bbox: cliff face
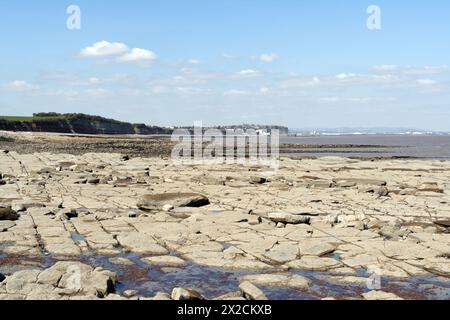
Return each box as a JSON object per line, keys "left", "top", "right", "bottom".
{"left": 0, "top": 115, "right": 173, "bottom": 135}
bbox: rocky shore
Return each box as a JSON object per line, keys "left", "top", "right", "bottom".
{"left": 0, "top": 134, "right": 449, "bottom": 300}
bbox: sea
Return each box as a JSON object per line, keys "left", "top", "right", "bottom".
{"left": 280, "top": 135, "right": 450, "bottom": 159}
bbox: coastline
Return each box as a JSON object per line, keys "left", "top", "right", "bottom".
{"left": 0, "top": 131, "right": 449, "bottom": 300}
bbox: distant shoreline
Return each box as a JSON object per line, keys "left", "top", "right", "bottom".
{"left": 2, "top": 130, "right": 450, "bottom": 160}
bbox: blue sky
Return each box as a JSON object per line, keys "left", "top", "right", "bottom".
{"left": 0, "top": 1, "right": 449, "bottom": 130}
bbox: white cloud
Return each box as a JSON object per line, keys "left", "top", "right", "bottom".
{"left": 406, "top": 66, "right": 450, "bottom": 75}
{"left": 416, "top": 79, "right": 438, "bottom": 85}
{"left": 371, "top": 74, "right": 399, "bottom": 82}
{"left": 259, "top": 53, "right": 278, "bottom": 63}
{"left": 374, "top": 65, "right": 450, "bottom": 75}
{"left": 187, "top": 59, "right": 201, "bottom": 65}
{"left": 80, "top": 41, "right": 129, "bottom": 58}
{"left": 5, "top": 80, "right": 39, "bottom": 91}
{"left": 85, "top": 88, "right": 110, "bottom": 97}
{"left": 373, "top": 65, "right": 399, "bottom": 72}
{"left": 88, "top": 77, "right": 101, "bottom": 85}
{"left": 236, "top": 69, "right": 260, "bottom": 78}
{"left": 259, "top": 87, "right": 270, "bottom": 95}
{"left": 224, "top": 89, "right": 249, "bottom": 96}
{"left": 279, "top": 76, "right": 320, "bottom": 88}
{"left": 336, "top": 73, "right": 356, "bottom": 80}
{"left": 35, "top": 89, "right": 79, "bottom": 98}
{"left": 222, "top": 53, "right": 239, "bottom": 60}
{"left": 347, "top": 97, "right": 371, "bottom": 103}
{"left": 116, "top": 48, "right": 157, "bottom": 63}
{"left": 80, "top": 41, "right": 157, "bottom": 64}
{"left": 317, "top": 97, "right": 340, "bottom": 103}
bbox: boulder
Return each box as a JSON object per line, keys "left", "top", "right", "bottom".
{"left": 87, "top": 178, "right": 100, "bottom": 185}
{"left": 137, "top": 193, "right": 210, "bottom": 211}
{"left": 151, "top": 292, "right": 172, "bottom": 300}
{"left": 376, "top": 186, "right": 390, "bottom": 197}
{"left": 433, "top": 220, "right": 450, "bottom": 228}
{"left": 362, "top": 290, "right": 403, "bottom": 300}
{"left": 0, "top": 206, "right": 19, "bottom": 221}
{"left": 267, "top": 212, "right": 310, "bottom": 225}
{"left": 171, "top": 288, "right": 205, "bottom": 300}
{"left": 417, "top": 182, "right": 444, "bottom": 193}
{"left": 249, "top": 176, "right": 267, "bottom": 184}
{"left": 123, "top": 290, "right": 138, "bottom": 298}
{"left": 239, "top": 281, "right": 268, "bottom": 300}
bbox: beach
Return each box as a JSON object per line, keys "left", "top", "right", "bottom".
{"left": 0, "top": 132, "right": 449, "bottom": 300}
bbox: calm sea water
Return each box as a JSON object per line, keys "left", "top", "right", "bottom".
{"left": 280, "top": 135, "right": 450, "bottom": 159}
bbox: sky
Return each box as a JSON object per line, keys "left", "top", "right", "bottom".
{"left": 0, "top": 0, "right": 449, "bottom": 130}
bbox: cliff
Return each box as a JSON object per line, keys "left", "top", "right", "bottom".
{"left": 0, "top": 113, "right": 173, "bottom": 135}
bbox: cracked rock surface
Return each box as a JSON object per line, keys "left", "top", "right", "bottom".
{"left": 0, "top": 148, "right": 449, "bottom": 300}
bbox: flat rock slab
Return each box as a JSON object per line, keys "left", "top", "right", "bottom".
{"left": 240, "top": 273, "right": 311, "bottom": 290}
{"left": 141, "top": 256, "right": 186, "bottom": 267}
{"left": 117, "top": 233, "right": 169, "bottom": 255}
{"left": 137, "top": 193, "right": 210, "bottom": 211}
{"left": 109, "top": 258, "right": 135, "bottom": 266}
{"left": 2, "top": 261, "right": 116, "bottom": 299}
{"left": 286, "top": 256, "right": 343, "bottom": 271}
{"left": 300, "top": 241, "right": 336, "bottom": 257}
{"left": 0, "top": 221, "right": 16, "bottom": 231}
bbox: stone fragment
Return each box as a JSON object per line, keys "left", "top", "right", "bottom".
{"left": 239, "top": 281, "right": 268, "bottom": 300}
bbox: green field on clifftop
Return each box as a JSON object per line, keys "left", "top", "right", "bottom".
{"left": 0, "top": 115, "right": 67, "bottom": 122}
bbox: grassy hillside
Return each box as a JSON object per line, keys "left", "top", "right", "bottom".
{"left": 0, "top": 113, "right": 128, "bottom": 123}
